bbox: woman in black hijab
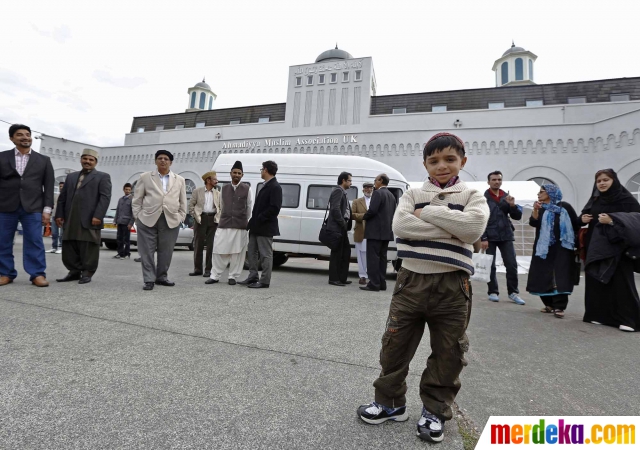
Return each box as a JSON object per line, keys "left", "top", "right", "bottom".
{"left": 581, "top": 169, "right": 640, "bottom": 331}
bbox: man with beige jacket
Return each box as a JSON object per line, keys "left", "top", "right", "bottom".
{"left": 352, "top": 182, "right": 374, "bottom": 285}
{"left": 188, "top": 171, "right": 221, "bottom": 277}
{"left": 132, "top": 150, "right": 187, "bottom": 291}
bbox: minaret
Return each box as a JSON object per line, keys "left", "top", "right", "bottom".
{"left": 492, "top": 42, "right": 537, "bottom": 87}
{"left": 186, "top": 78, "right": 217, "bottom": 112}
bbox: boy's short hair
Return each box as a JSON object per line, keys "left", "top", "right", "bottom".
{"left": 423, "top": 133, "right": 465, "bottom": 160}
{"left": 9, "top": 124, "right": 31, "bottom": 138}
{"left": 337, "top": 171, "right": 352, "bottom": 185}
{"left": 487, "top": 171, "right": 503, "bottom": 181}
{"left": 123, "top": 183, "right": 132, "bottom": 189}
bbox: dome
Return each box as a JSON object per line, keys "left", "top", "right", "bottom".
{"left": 315, "top": 45, "right": 353, "bottom": 63}
{"left": 194, "top": 78, "right": 211, "bottom": 90}
{"left": 502, "top": 42, "right": 526, "bottom": 57}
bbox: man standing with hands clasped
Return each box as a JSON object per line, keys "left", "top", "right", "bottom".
{"left": 113, "top": 183, "right": 134, "bottom": 260}
{"left": 360, "top": 173, "right": 397, "bottom": 292}
{"left": 481, "top": 171, "right": 525, "bottom": 304}
{"left": 352, "top": 181, "right": 374, "bottom": 285}
{"left": 189, "top": 171, "right": 221, "bottom": 277}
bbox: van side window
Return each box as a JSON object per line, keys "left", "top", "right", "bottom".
{"left": 307, "top": 185, "right": 358, "bottom": 209}
{"left": 257, "top": 183, "right": 300, "bottom": 208}
{"left": 387, "top": 188, "right": 403, "bottom": 204}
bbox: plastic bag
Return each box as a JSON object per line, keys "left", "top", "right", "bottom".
{"left": 470, "top": 251, "right": 493, "bottom": 283}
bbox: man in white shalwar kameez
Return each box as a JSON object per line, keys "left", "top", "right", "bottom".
{"left": 205, "top": 161, "right": 252, "bottom": 285}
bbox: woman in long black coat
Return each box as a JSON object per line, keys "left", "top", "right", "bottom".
{"left": 581, "top": 169, "right": 640, "bottom": 332}
{"left": 526, "top": 184, "right": 581, "bottom": 318}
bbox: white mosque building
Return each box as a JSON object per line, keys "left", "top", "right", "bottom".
{"left": 41, "top": 43, "right": 640, "bottom": 212}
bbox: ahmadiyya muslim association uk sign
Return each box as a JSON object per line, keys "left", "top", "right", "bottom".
{"left": 221, "top": 135, "right": 358, "bottom": 150}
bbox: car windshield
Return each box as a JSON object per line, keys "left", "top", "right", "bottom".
{"left": 104, "top": 209, "right": 116, "bottom": 219}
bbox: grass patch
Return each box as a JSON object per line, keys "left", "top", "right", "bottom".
{"left": 453, "top": 402, "right": 480, "bottom": 450}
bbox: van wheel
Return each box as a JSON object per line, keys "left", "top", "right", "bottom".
{"left": 104, "top": 241, "right": 118, "bottom": 250}
{"left": 273, "top": 252, "right": 288, "bottom": 268}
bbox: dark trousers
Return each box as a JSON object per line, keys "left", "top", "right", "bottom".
{"left": 329, "top": 229, "right": 351, "bottom": 283}
{"left": 193, "top": 215, "right": 217, "bottom": 272}
{"left": 374, "top": 269, "right": 472, "bottom": 421}
{"left": 116, "top": 224, "right": 131, "bottom": 257}
{"left": 248, "top": 233, "right": 274, "bottom": 284}
{"left": 541, "top": 294, "right": 569, "bottom": 311}
{"left": 62, "top": 240, "right": 100, "bottom": 277}
{"left": 486, "top": 240, "right": 519, "bottom": 295}
{"left": 0, "top": 206, "right": 47, "bottom": 281}
{"left": 50, "top": 219, "right": 61, "bottom": 250}
{"left": 366, "top": 239, "right": 389, "bottom": 290}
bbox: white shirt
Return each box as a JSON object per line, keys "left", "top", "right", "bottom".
{"left": 15, "top": 148, "right": 31, "bottom": 176}
{"left": 158, "top": 171, "right": 171, "bottom": 193}
{"left": 364, "top": 195, "right": 371, "bottom": 209}
{"left": 204, "top": 188, "right": 216, "bottom": 213}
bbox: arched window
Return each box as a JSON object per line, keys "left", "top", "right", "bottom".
{"left": 515, "top": 58, "right": 523, "bottom": 81}
{"left": 208, "top": 96, "right": 213, "bottom": 110}
{"left": 625, "top": 173, "right": 640, "bottom": 202}
{"left": 529, "top": 59, "right": 534, "bottom": 81}
{"left": 501, "top": 62, "right": 508, "bottom": 85}
{"left": 190, "top": 92, "right": 196, "bottom": 108}
{"left": 184, "top": 179, "right": 197, "bottom": 200}
{"left": 199, "top": 92, "right": 206, "bottom": 109}
{"left": 529, "top": 177, "right": 556, "bottom": 187}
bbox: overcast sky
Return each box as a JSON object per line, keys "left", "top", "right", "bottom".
{"left": 2, "top": 0, "right": 639, "bottom": 150}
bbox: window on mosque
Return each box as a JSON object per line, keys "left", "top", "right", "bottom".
{"left": 488, "top": 102, "right": 505, "bottom": 109}
{"left": 307, "top": 75, "right": 313, "bottom": 86}
{"left": 195, "top": 122, "right": 205, "bottom": 128}
{"left": 342, "top": 72, "right": 349, "bottom": 82}
{"left": 318, "top": 74, "right": 325, "bottom": 84}
{"left": 625, "top": 173, "right": 640, "bottom": 202}
{"left": 190, "top": 92, "right": 196, "bottom": 108}
{"left": 295, "top": 77, "right": 302, "bottom": 87}
{"left": 175, "top": 124, "right": 185, "bottom": 129}
{"left": 229, "top": 119, "right": 241, "bottom": 125}
{"left": 257, "top": 183, "right": 300, "bottom": 208}
{"left": 208, "top": 97, "right": 213, "bottom": 110}
{"left": 258, "top": 117, "right": 270, "bottom": 123}
{"left": 568, "top": 97, "right": 586, "bottom": 104}
{"left": 529, "top": 177, "right": 557, "bottom": 187}
{"left": 199, "top": 92, "right": 206, "bottom": 109}
{"left": 306, "top": 185, "right": 357, "bottom": 210}
{"left": 155, "top": 125, "right": 164, "bottom": 131}
{"left": 330, "top": 73, "right": 337, "bottom": 83}
{"left": 392, "top": 107, "right": 407, "bottom": 114}
{"left": 515, "top": 58, "right": 523, "bottom": 81}
{"left": 526, "top": 99, "right": 543, "bottom": 107}
{"left": 610, "top": 93, "right": 630, "bottom": 102}
{"left": 501, "top": 62, "right": 508, "bottom": 85}
{"left": 137, "top": 127, "right": 145, "bottom": 133}
{"left": 432, "top": 105, "right": 447, "bottom": 112}
{"left": 529, "top": 59, "right": 534, "bottom": 81}
{"left": 355, "top": 70, "right": 362, "bottom": 81}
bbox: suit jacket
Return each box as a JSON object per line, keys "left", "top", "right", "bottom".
{"left": 247, "top": 177, "right": 283, "bottom": 237}
{"left": 352, "top": 196, "right": 368, "bottom": 243}
{"left": 326, "top": 186, "right": 352, "bottom": 233}
{"left": 132, "top": 171, "right": 187, "bottom": 229}
{"left": 55, "top": 169, "right": 112, "bottom": 230}
{"left": 188, "top": 186, "right": 221, "bottom": 224}
{"left": 0, "top": 149, "right": 54, "bottom": 213}
{"left": 363, "top": 187, "right": 396, "bottom": 241}
{"left": 114, "top": 194, "right": 135, "bottom": 226}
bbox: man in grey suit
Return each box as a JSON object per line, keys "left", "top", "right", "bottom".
{"left": 360, "top": 173, "right": 397, "bottom": 292}
{"left": 0, "top": 124, "right": 54, "bottom": 287}
{"left": 132, "top": 150, "right": 187, "bottom": 291}
{"left": 55, "top": 149, "right": 112, "bottom": 284}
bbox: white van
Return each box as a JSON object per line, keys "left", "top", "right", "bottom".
{"left": 212, "top": 154, "right": 409, "bottom": 268}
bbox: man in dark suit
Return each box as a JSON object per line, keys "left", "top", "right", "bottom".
{"left": 360, "top": 173, "right": 397, "bottom": 292}
{"left": 0, "top": 124, "right": 54, "bottom": 287}
{"left": 327, "top": 171, "right": 353, "bottom": 286}
{"left": 55, "top": 148, "right": 112, "bottom": 284}
{"left": 240, "top": 160, "right": 283, "bottom": 289}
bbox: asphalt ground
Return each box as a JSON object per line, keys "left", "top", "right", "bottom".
{"left": 1, "top": 237, "right": 639, "bottom": 449}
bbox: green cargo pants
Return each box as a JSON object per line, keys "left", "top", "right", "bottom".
{"left": 373, "top": 267, "right": 472, "bottom": 421}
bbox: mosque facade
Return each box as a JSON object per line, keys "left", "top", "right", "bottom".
{"left": 41, "top": 44, "right": 640, "bottom": 211}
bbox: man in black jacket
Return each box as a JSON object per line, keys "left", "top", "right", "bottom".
{"left": 0, "top": 124, "right": 54, "bottom": 287}
{"left": 327, "top": 171, "right": 353, "bottom": 286}
{"left": 481, "top": 171, "right": 525, "bottom": 304}
{"left": 360, "top": 173, "right": 397, "bottom": 292}
{"left": 55, "top": 149, "right": 112, "bottom": 284}
{"left": 240, "top": 160, "right": 283, "bottom": 289}
{"left": 113, "top": 183, "right": 134, "bottom": 260}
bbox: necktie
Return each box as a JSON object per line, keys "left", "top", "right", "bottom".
{"left": 76, "top": 172, "right": 86, "bottom": 189}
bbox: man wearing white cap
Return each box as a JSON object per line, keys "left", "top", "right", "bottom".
{"left": 55, "top": 148, "right": 112, "bottom": 284}
{"left": 188, "top": 170, "right": 221, "bottom": 277}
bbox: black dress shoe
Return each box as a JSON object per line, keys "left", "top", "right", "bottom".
{"left": 203, "top": 272, "right": 211, "bottom": 277}
{"left": 189, "top": 271, "right": 203, "bottom": 276}
{"left": 143, "top": 282, "right": 154, "bottom": 290}
{"left": 78, "top": 277, "right": 92, "bottom": 285}
{"left": 205, "top": 279, "right": 219, "bottom": 284}
{"left": 228, "top": 279, "right": 237, "bottom": 285}
{"left": 155, "top": 280, "right": 175, "bottom": 286}
{"left": 342, "top": 280, "right": 353, "bottom": 285}
{"left": 248, "top": 282, "right": 269, "bottom": 288}
{"left": 56, "top": 273, "right": 81, "bottom": 282}
{"left": 237, "top": 278, "right": 258, "bottom": 285}
{"left": 328, "top": 281, "right": 346, "bottom": 286}
{"left": 360, "top": 285, "right": 380, "bottom": 292}
{"left": 134, "top": 257, "right": 142, "bottom": 262}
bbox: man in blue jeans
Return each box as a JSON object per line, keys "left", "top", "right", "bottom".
{"left": 0, "top": 124, "right": 55, "bottom": 287}
{"left": 481, "top": 171, "right": 525, "bottom": 304}
{"left": 49, "top": 181, "right": 65, "bottom": 254}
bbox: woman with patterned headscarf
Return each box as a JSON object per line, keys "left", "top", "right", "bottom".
{"left": 526, "top": 184, "right": 581, "bottom": 318}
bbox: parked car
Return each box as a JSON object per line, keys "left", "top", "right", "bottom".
{"left": 101, "top": 209, "right": 194, "bottom": 251}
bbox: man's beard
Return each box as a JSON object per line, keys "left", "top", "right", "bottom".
{"left": 364, "top": 193, "right": 372, "bottom": 198}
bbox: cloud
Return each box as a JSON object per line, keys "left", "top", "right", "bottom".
{"left": 32, "top": 24, "right": 71, "bottom": 43}
{"left": 92, "top": 70, "right": 147, "bottom": 89}
{"left": 0, "top": 68, "right": 52, "bottom": 98}
{"left": 56, "top": 92, "right": 91, "bottom": 112}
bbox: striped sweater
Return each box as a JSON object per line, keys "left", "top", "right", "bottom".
{"left": 393, "top": 181, "right": 490, "bottom": 275}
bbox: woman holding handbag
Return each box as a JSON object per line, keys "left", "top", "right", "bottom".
{"left": 526, "top": 184, "right": 581, "bottom": 318}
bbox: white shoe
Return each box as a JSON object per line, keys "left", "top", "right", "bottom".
{"left": 55, "top": 249, "right": 62, "bottom": 254}
{"left": 48, "top": 248, "right": 57, "bottom": 253}
{"left": 590, "top": 321, "right": 602, "bottom": 325}
{"left": 620, "top": 325, "right": 635, "bottom": 332}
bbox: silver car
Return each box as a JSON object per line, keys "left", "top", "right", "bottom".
{"left": 101, "top": 209, "right": 194, "bottom": 251}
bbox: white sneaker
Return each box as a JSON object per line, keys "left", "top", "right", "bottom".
{"left": 48, "top": 248, "right": 57, "bottom": 253}
{"left": 55, "top": 249, "right": 62, "bottom": 254}
{"left": 590, "top": 321, "right": 602, "bottom": 325}
{"left": 620, "top": 325, "right": 635, "bottom": 332}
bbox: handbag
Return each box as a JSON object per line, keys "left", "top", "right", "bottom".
{"left": 470, "top": 250, "right": 493, "bottom": 283}
{"left": 318, "top": 201, "right": 342, "bottom": 250}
